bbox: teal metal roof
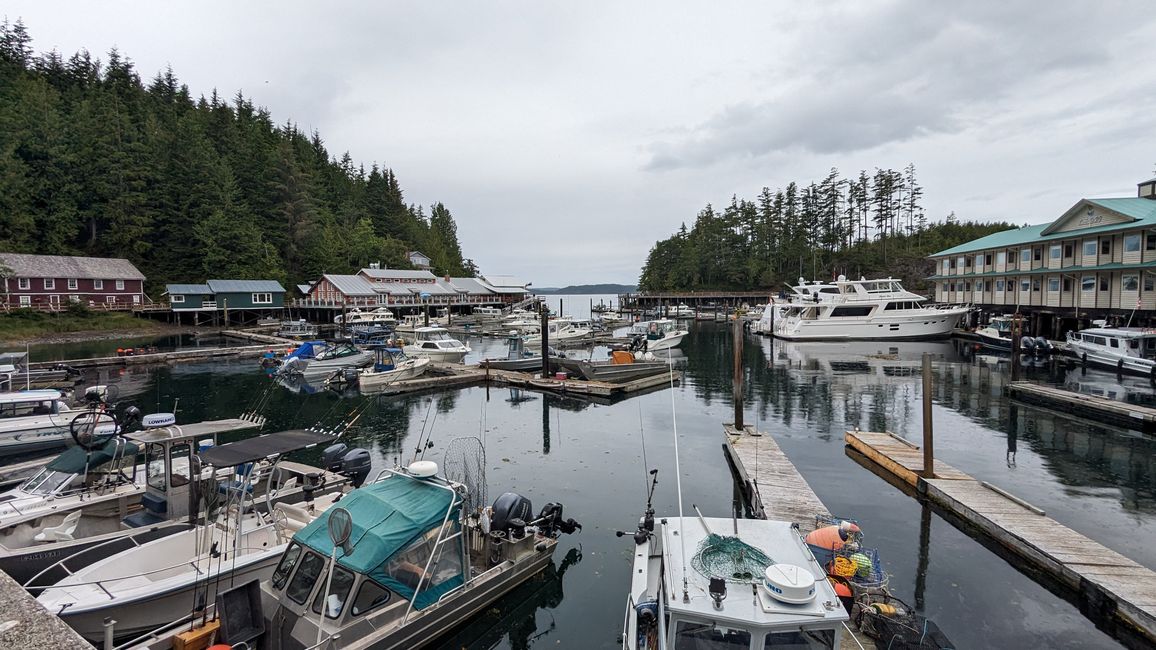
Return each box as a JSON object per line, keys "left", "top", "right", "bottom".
{"left": 931, "top": 198, "right": 1156, "bottom": 257}
{"left": 295, "top": 473, "right": 462, "bottom": 610}
{"left": 928, "top": 261, "right": 1156, "bottom": 281}
{"left": 206, "top": 279, "right": 285, "bottom": 293}
{"left": 165, "top": 283, "right": 211, "bottom": 295}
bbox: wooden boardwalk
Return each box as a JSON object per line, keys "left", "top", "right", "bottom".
{"left": 846, "top": 429, "right": 1156, "bottom": 648}
{"left": 1007, "top": 381, "right": 1156, "bottom": 432}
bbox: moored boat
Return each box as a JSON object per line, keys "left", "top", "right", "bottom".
{"left": 276, "top": 341, "right": 374, "bottom": 377}
{"left": 355, "top": 347, "right": 431, "bottom": 389}
{"left": 628, "top": 319, "right": 688, "bottom": 351}
{"left": 1065, "top": 327, "right": 1156, "bottom": 378}
{"left": 402, "top": 326, "right": 471, "bottom": 363}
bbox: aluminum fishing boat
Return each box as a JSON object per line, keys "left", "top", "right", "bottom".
{"left": 1065, "top": 327, "right": 1156, "bottom": 377}
{"left": 522, "top": 318, "right": 592, "bottom": 346}
{"left": 403, "top": 327, "right": 471, "bottom": 363}
{"left": 773, "top": 276, "right": 968, "bottom": 341}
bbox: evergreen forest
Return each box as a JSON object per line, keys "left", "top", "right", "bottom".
{"left": 0, "top": 20, "right": 474, "bottom": 294}
{"left": 638, "top": 165, "right": 1015, "bottom": 292}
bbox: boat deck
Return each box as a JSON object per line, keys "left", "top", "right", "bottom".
{"left": 846, "top": 429, "right": 1156, "bottom": 648}
{"left": 1006, "top": 381, "right": 1156, "bottom": 432}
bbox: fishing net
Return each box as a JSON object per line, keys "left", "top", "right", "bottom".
{"left": 691, "top": 533, "right": 774, "bottom": 583}
{"left": 443, "top": 436, "right": 487, "bottom": 514}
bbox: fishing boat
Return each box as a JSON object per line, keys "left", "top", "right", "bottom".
{"left": 402, "top": 326, "right": 471, "bottom": 363}
{"left": 628, "top": 319, "right": 688, "bottom": 351}
{"left": 276, "top": 341, "right": 374, "bottom": 377}
{"left": 0, "top": 389, "right": 84, "bottom": 457}
{"left": 479, "top": 335, "right": 568, "bottom": 373}
{"left": 522, "top": 318, "right": 592, "bottom": 346}
{"left": 276, "top": 319, "right": 320, "bottom": 339}
{"left": 35, "top": 435, "right": 368, "bottom": 642}
{"left": 974, "top": 316, "right": 1014, "bottom": 351}
{"left": 553, "top": 353, "right": 671, "bottom": 383}
{"left": 599, "top": 310, "right": 628, "bottom": 326}
{"left": 472, "top": 306, "right": 504, "bottom": 321}
{"left": 334, "top": 307, "right": 398, "bottom": 327}
{"left": 667, "top": 303, "right": 695, "bottom": 318}
{"left": 356, "top": 348, "right": 431, "bottom": 389}
{"left": 621, "top": 472, "right": 850, "bottom": 650}
{"left": 773, "top": 276, "right": 968, "bottom": 341}
{"left": 1065, "top": 327, "right": 1156, "bottom": 377}
{"left": 0, "top": 351, "right": 81, "bottom": 390}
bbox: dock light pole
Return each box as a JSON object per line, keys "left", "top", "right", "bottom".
{"left": 922, "top": 352, "right": 934, "bottom": 479}
{"left": 733, "top": 316, "right": 744, "bottom": 430}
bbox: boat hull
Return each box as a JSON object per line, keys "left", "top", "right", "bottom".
{"left": 359, "top": 360, "right": 430, "bottom": 387}
{"left": 0, "top": 418, "right": 72, "bottom": 458}
{"left": 402, "top": 347, "right": 468, "bottom": 363}
{"left": 645, "top": 332, "right": 686, "bottom": 351}
{"left": 1067, "top": 343, "right": 1156, "bottom": 378}
{"left": 774, "top": 310, "right": 964, "bottom": 341}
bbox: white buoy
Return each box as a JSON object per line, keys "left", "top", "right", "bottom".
{"left": 408, "top": 460, "right": 438, "bottom": 478}
{"left": 763, "top": 564, "right": 817, "bottom": 604}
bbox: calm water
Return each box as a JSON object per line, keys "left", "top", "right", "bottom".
{"left": 23, "top": 296, "right": 1156, "bottom": 649}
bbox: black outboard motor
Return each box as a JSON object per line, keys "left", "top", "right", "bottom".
{"left": 340, "top": 448, "right": 372, "bottom": 487}
{"left": 1034, "top": 336, "right": 1053, "bottom": 355}
{"left": 322, "top": 443, "right": 349, "bottom": 472}
{"left": 536, "top": 502, "right": 582, "bottom": 537}
{"left": 491, "top": 492, "right": 533, "bottom": 539}
{"left": 1021, "top": 337, "right": 1036, "bottom": 353}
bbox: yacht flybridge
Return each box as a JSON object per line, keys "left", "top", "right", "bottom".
{"left": 773, "top": 276, "right": 967, "bottom": 341}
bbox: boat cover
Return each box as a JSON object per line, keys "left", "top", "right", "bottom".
{"left": 295, "top": 474, "right": 462, "bottom": 610}
{"left": 197, "top": 430, "right": 336, "bottom": 467}
{"left": 47, "top": 438, "right": 140, "bottom": 474}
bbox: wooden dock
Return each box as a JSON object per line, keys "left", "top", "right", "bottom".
{"left": 846, "top": 429, "right": 1156, "bottom": 648}
{"left": 29, "top": 343, "right": 276, "bottom": 370}
{"left": 354, "top": 362, "right": 679, "bottom": 399}
{"left": 1007, "top": 381, "right": 1156, "bottom": 432}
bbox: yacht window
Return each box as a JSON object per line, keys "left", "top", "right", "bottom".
{"left": 829, "top": 306, "right": 872, "bottom": 317}
{"left": 1110, "top": 338, "right": 1119, "bottom": 348}
{"left": 146, "top": 443, "right": 167, "bottom": 492}
{"left": 819, "top": 288, "right": 839, "bottom": 294}
{"left": 311, "top": 565, "right": 355, "bottom": 619}
{"left": 674, "top": 621, "right": 752, "bottom": 650}
{"left": 350, "top": 579, "right": 392, "bottom": 616}
{"left": 763, "top": 629, "right": 836, "bottom": 649}
{"left": 169, "top": 443, "right": 190, "bottom": 488}
{"left": 273, "top": 543, "right": 303, "bottom": 590}
{"left": 1147, "top": 339, "right": 1156, "bottom": 350}
{"left": 286, "top": 550, "right": 327, "bottom": 605}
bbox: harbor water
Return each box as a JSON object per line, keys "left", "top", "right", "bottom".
{"left": 19, "top": 296, "right": 1156, "bottom": 649}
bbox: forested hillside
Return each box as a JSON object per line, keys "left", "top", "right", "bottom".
{"left": 0, "top": 20, "right": 474, "bottom": 292}
{"left": 638, "top": 165, "right": 1015, "bottom": 293}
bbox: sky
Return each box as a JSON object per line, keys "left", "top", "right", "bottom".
{"left": 7, "top": 2, "right": 1156, "bottom": 287}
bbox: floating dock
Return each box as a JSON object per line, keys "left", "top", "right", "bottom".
{"left": 1006, "top": 381, "right": 1156, "bottom": 432}
{"left": 846, "top": 429, "right": 1156, "bottom": 648}
{"left": 0, "top": 570, "right": 92, "bottom": 649}
{"left": 29, "top": 343, "right": 275, "bottom": 370}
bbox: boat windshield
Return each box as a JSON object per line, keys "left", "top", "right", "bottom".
{"left": 763, "top": 629, "right": 835, "bottom": 649}
{"left": 0, "top": 399, "right": 57, "bottom": 419}
{"left": 673, "top": 621, "right": 752, "bottom": 649}
{"left": 20, "top": 468, "right": 76, "bottom": 495}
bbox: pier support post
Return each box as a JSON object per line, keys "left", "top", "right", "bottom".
{"left": 733, "top": 317, "right": 744, "bottom": 430}
{"left": 922, "top": 352, "right": 935, "bottom": 479}
{"left": 1010, "top": 313, "right": 1022, "bottom": 382}
{"left": 540, "top": 302, "right": 550, "bottom": 378}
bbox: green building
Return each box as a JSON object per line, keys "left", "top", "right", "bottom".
{"left": 165, "top": 279, "right": 285, "bottom": 311}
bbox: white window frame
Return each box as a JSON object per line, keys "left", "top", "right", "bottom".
{"left": 48, "top": 294, "right": 60, "bottom": 304}
{"left": 252, "top": 292, "right": 273, "bottom": 305}
{"left": 1047, "top": 278, "right": 1060, "bottom": 292}
{"left": 115, "top": 279, "right": 125, "bottom": 291}
{"left": 974, "top": 254, "right": 984, "bottom": 268}
{"left": 170, "top": 295, "right": 186, "bottom": 304}
{"left": 1049, "top": 245, "right": 1061, "bottom": 260}
{"left": 43, "top": 278, "right": 55, "bottom": 290}
{"left": 106, "top": 295, "right": 116, "bottom": 304}
{"left": 19, "top": 295, "right": 30, "bottom": 306}
{"left": 94, "top": 279, "right": 104, "bottom": 290}
{"left": 1123, "top": 275, "right": 1139, "bottom": 291}
{"left": 67, "top": 278, "right": 78, "bottom": 290}
{"left": 1125, "top": 234, "right": 1141, "bottom": 253}
{"left": 1082, "top": 276, "right": 1095, "bottom": 291}
{"left": 18, "top": 278, "right": 29, "bottom": 290}
{"left": 132, "top": 294, "right": 140, "bottom": 304}
{"left": 1083, "top": 240, "right": 1096, "bottom": 258}
{"left": 1020, "top": 249, "right": 1031, "bottom": 264}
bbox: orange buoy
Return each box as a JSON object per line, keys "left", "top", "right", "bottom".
{"left": 804, "top": 521, "right": 861, "bottom": 551}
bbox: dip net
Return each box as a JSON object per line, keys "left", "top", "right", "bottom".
{"left": 691, "top": 533, "right": 774, "bottom": 583}
{"left": 443, "top": 436, "right": 487, "bottom": 514}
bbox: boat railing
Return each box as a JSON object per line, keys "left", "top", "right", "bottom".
{"left": 0, "top": 480, "right": 134, "bottom": 518}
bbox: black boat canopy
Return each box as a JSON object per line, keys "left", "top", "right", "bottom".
{"left": 198, "top": 430, "right": 337, "bottom": 467}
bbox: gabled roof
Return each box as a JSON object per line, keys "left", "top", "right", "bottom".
{"left": 482, "top": 275, "right": 529, "bottom": 292}
{"left": 931, "top": 198, "right": 1156, "bottom": 257}
{"left": 321, "top": 274, "right": 377, "bottom": 296}
{"left": 0, "top": 253, "right": 145, "bottom": 280}
{"left": 295, "top": 284, "right": 312, "bottom": 295}
{"left": 360, "top": 268, "right": 437, "bottom": 281}
{"left": 206, "top": 279, "right": 285, "bottom": 293}
{"left": 445, "top": 277, "right": 493, "bottom": 295}
{"left": 407, "top": 250, "right": 430, "bottom": 260}
{"left": 165, "top": 283, "right": 211, "bottom": 295}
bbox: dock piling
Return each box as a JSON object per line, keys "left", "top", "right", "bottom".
{"left": 540, "top": 303, "right": 550, "bottom": 378}
{"left": 921, "top": 352, "right": 934, "bottom": 479}
{"left": 733, "top": 318, "right": 744, "bottom": 430}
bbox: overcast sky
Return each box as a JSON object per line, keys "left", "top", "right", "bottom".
{"left": 8, "top": 2, "right": 1156, "bottom": 287}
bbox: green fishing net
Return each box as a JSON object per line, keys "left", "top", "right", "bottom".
{"left": 691, "top": 533, "right": 774, "bottom": 583}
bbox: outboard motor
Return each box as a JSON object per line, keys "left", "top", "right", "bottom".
{"left": 1034, "top": 336, "right": 1053, "bottom": 354}
{"left": 535, "top": 502, "right": 581, "bottom": 537}
{"left": 322, "top": 443, "right": 349, "bottom": 472}
{"left": 120, "top": 405, "right": 143, "bottom": 428}
{"left": 340, "top": 448, "right": 372, "bottom": 487}
{"left": 491, "top": 492, "right": 533, "bottom": 539}
{"left": 1020, "top": 337, "right": 1036, "bottom": 353}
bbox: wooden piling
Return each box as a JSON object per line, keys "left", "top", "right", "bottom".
{"left": 733, "top": 317, "right": 744, "bottom": 430}
{"left": 921, "top": 352, "right": 934, "bottom": 479}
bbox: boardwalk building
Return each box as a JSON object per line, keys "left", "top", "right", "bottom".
{"left": 0, "top": 253, "right": 147, "bottom": 310}
{"left": 296, "top": 266, "right": 530, "bottom": 310}
{"left": 929, "top": 179, "right": 1156, "bottom": 335}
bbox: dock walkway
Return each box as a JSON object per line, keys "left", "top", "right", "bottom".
{"left": 846, "top": 429, "right": 1156, "bottom": 648}
{"left": 1007, "top": 381, "right": 1156, "bottom": 432}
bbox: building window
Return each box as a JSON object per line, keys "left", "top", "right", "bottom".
{"left": 1020, "top": 279, "right": 1030, "bottom": 292}
{"left": 67, "top": 278, "right": 78, "bottom": 290}
{"left": 1032, "top": 279, "right": 1041, "bottom": 292}
{"left": 1048, "top": 278, "right": 1059, "bottom": 292}
{"left": 941, "top": 282, "right": 947, "bottom": 292}
{"left": 17, "top": 278, "right": 29, "bottom": 290}
{"left": 1148, "top": 234, "right": 1156, "bottom": 251}
{"left": 1063, "top": 278, "right": 1072, "bottom": 292}
{"left": 132, "top": 294, "right": 140, "bottom": 304}
{"left": 19, "top": 295, "right": 30, "bottom": 306}
{"left": 115, "top": 280, "right": 125, "bottom": 291}
{"left": 44, "top": 278, "right": 55, "bottom": 290}
{"left": 976, "top": 280, "right": 985, "bottom": 292}
{"left": 94, "top": 279, "right": 103, "bottom": 290}
{"left": 1049, "top": 245, "right": 1061, "bottom": 260}
{"left": 997, "top": 251, "right": 1006, "bottom": 266}
{"left": 1084, "top": 240, "right": 1097, "bottom": 257}
{"left": 69, "top": 295, "right": 79, "bottom": 303}
{"left": 964, "top": 281, "right": 971, "bottom": 291}
{"left": 1100, "top": 277, "right": 1109, "bottom": 292}
{"left": 974, "top": 254, "right": 983, "bottom": 268}
{"left": 1064, "top": 244, "right": 1073, "bottom": 258}
{"left": 996, "top": 280, "right": 1005, "bottom": 291}
{"left": 960, "top": 256, "right": 969, "bottom": 268}
{"left": 1020, "top": 249, "right": 1031, "bottom": 264}
{"left": 1082, "top": 276, "right": 1095, "bottom": 291}
{"left": 1126, "top": 235, "right": 1141, "bottom": 253}
{"left": 171, "top": 295, "right": 185, "bottom": 304}
{"left": 106, "top": 295, "right": 116, "bottom": 303}
{"left": 1124, "top": 275, "right": 1139, "bottom": 291}
{"left": 985, "top": 253, "right": 993, "bottom": 265}
{"left": 1101, "top": 240, "right": 1111, "bottom": 255}
{"left": 1146, "top": 276, "right": 1155, "bottom": 292}
{"left": 947, "top": 259, "right": 955, "bottom": 270}
{"left": 252, "top": 292, "right": 273, "bottom": 304}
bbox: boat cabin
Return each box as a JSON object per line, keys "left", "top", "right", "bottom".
{"left": 473, "top": 306, "right": 502, "bottom": 319}
{"left": 370, "top": 347, "right": 412, "bottom": 371}
{"left": 0, "top": 390, "right": 71, "bottom": 419}
{"left": 1070, "top": 328, "right": 1156, "bottom": 360}
{"left": 8, "top": 438, "right": 137, "bottom": 508}
{"left": 412, "top": 327, "right": 466, "bottom": 352}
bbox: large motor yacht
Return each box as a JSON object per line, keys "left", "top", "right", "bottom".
{"left": 773, "top": 276, "right": 968, "bottom": 341}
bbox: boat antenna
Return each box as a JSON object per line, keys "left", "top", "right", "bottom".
{"left": 637, "top": 400, "right": 650, "bottom": 497}
{"left": 665, "top": 351, "right": 690, "bottom": 603}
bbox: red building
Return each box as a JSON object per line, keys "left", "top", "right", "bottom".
{"left": 0, "top": 253, "right": 147, "bottom": 310}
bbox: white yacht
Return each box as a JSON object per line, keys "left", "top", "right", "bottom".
{"left": 0, "top": 390, "right": 79, "bottom": 457}
{"left": 773, "top": 276, "right": 968, "bottom": 341}
{"left": 1065, "top": 327, "right": 1156, "bottom": 377}
{"left": 472, "top": 306, "right": 504, "bottom": 321}
{"left": 668, "top": 303, "right": 695, "bottom": 318}
{"left": 523, "top": 318, "right": 592, "bottom": 346}
{"left": 402, "top": 326, "right": 471, "bottom": 363}
{"left": 356, "top": 348, "right": 431, "bottom": 389}
{"left": 334, "top": 307, "right": 397, "bottom": 327}
{"left": 629, "top": 319, "right": 688, "bottom": 351}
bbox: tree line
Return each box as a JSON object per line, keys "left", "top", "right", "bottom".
{"left": 0, "top": 19, "right": 475, "bottom": 293}
{"left": 638, "top": 165, "right": 1014, "bottom": 292}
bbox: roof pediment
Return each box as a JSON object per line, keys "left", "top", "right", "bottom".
{"left": 1041, "top": 199, "right": 1137, "bottom": 236}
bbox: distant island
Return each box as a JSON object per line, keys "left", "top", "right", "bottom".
{"left": 533, "top": 283, "right": 636, "bottom": 295}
